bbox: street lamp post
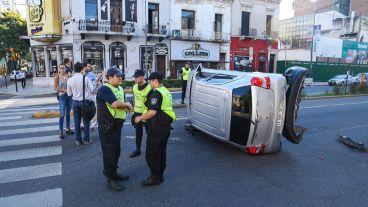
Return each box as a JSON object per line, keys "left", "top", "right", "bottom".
{"left": 144, "top": 0, "right": 148, "bottom": 78}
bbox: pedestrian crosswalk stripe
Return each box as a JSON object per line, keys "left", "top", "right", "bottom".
{"left": 0, "top": 136, "right": 60, "bottom": 147}
{"left": 0, "top": 118, "right": 59, "bottom": 128}
{"left": 0, "top": 162, "right": 62, "bottom": 184}
{"left": 0, "top": 111, "right": 40, "bottom": 116}
{"left": 0, "top": 116, "right": 22, "bottom": 121}
{"left": 0, "top": 126, "right": 59, "bottom": 136}
{"left": 0, "top": 146, "right": 62, "bottom": 163}
{"left": 0, "top": 106, "right": 58, "bottom": 113}
{"left": 0, "top": 188, "right": 62, "bottom": 207}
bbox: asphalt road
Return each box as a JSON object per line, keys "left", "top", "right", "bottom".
{"left": 0, "top": 95, "right": 367, "bottom": 207}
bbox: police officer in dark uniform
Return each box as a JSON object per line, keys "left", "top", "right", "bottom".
{"left": 96, "top": 67, "right": 133, "bottom": 192}
{"left": 134, "top": 72, "right": 176, "bottom": 186}
{"left": 130, "top": 70, "right": 152, "bottom": 157}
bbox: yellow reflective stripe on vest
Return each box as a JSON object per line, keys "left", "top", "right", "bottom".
{"left": 155, "top": 86, "right": 176, "bottom": 121}
{"left": 133, "top": 84, "right": 151, "bottom": 114}
{"left": 104, "top": 83, "right": 127, "bottom": 120}
{"left": 182, "top": 67, "right": 191, "bottom": 81}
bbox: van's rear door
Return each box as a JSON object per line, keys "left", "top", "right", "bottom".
{"left": 283, "top": 67, "right": 309, "bottom": 144}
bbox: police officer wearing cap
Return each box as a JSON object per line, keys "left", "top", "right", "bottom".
{"left": 96, "top": 67, "right": 133, "bottom": 192}
{"left": 179, "top": 62, "right": 191, "bottom": 104}
{"left": 130, "top": 70, "right": 152, "bottom": 158}
{"left": 134, "top": 72, "right": 176, "bottom": 186}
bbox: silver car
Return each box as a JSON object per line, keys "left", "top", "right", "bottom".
{"left": 186, "top": 66, "right": 308, "bottom": 154}
{"left": 328, "top": 75, "right": 355, "bottom": 86}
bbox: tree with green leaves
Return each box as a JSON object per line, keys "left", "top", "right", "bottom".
{"left": 0, "top": 11, "right": 29, "bottom": 71}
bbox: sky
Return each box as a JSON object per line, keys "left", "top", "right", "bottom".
{"left": 15, "top": 0, "right": 294, "bottom": 20}
{"left": 280, "top": 0, "right": 294, "bottom": 20}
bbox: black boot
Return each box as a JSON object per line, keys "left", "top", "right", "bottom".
{"left": 129, "top": 149, "right": 141, "bottom": 158}
{"left": 107, "top": 178, "right": 124, "bottom": 192}
{"left": 112, "top": 173, "right": 129, "bottom": 181}
{"left": 59, "top": 131, "right": 64, "bottom": 139}
{"left": 141, "top": 175, "right": 160, "bottom": 186}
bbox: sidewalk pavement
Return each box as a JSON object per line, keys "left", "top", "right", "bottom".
{"left": 0, "top": 79, "right": 55, "bottom": 97}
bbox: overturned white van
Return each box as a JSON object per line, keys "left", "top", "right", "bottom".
{"left": 186, "top": 66, "right": 308, "bottom": 154}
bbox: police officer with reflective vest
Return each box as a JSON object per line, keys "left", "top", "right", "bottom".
{"left": 130, "top": 70, "right": 152, "bottom": 157}
{"left": 134, "top": 72, "right": 176, "bottom": 186}
{"left": 179, "top": 62, "right": 191, "bottom": 104}
{"left": 96, "top": 67, "right": 133, "bottom": 192}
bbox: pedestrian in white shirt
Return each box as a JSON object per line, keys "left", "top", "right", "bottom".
{"left": 67, "top": 62, "right": 94, "bottom": 146}
{"left": 81, "top": 62, "right": 98, "bottom": 129}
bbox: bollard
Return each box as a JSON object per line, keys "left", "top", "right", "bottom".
{"left": 14, "top": 72, "right": 18, "bottom": 92}
{"left": 4, "top": 73, "right": 7, "bottom": 89}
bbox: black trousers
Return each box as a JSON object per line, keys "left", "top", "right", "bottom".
{"left": 98, "top": 121, "right": 124, "bottom": 178}
{"left": 131, "top": 113, "right": 148, "bottom": 150}
{"left": 181, "top": 80, "right": 187, "bottom": 102}
{"left": 146, "top": 125, "right": 171, "bottom": 178}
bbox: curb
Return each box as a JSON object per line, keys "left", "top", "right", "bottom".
{"left": 33, "top": 104, "right": 186, "bottom": 119}
{"left": 303, "top": 94, "right": 368, "bottom": 100}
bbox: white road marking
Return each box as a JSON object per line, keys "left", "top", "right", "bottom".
{"left": 0, "top": 136, "right": 60, "bottom": 147}
{"left": 0, "top": 162, "right": 62, "bottom": 184}
{"left": 305, "top": 124, "right": 368, "bottom": 138}
{"left": 0, "top": 118, "right": 58, "bottom": 128}
{"left": 301, "top": 101, "right": 368, "bottom": 109}
{"left": 0, "top": 111, "right": 40, "bottom": 116}
{"left": 0, "top": 126, "right": 59, "bottom": 136}
{"left": 0, "top": 188, "right": 62, "bottom": 207}
{"left": 0, "top": 116, "right": 22, "bottom": 121}
{"left": 0, "top": 146, "right": 62, "bottom": 163}
{"left": 0, "top": 106, "right": 58, "bottom": 113}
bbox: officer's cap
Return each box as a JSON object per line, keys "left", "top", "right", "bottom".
{"left": 148, "top": 72, "right": 163, "bottom": 81}
{"left": 106, "top": 67, "right": 123, "bottom": 77}
{"left": 133, "top": 69, "right": 145, "bottom": 78}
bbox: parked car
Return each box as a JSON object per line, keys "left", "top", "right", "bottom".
{"left": 353, "top": 73, "right": 368, "bottom": 84}
{"left": 185, "top": 65, "right": 308, "bottom": 154}
{"left": 328, "top": 75, "right": 355, "bottom": 86}
{"left": 9, "top": 70, "right": 25, "bottom": 81}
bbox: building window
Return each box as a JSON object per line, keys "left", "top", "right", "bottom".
{"left": 82, "top": 42, "right": 104, "bottom": 73}
{"left": 214, "top": 14, "right": 222, "bottom": 32}
{"left": 110, "top": 0, "right": 123, "bottom": 32}
{"left": 266, "top": 15, "right": 272, "bottom": 36}
{"left": 241, "top": 11, "right": 250, "bottom": 36}
{"left": 85, "top": 0, "right": 97, "bottom": 21}
{"left": 181, "top": 10, "right": 195, "bottom": 30}
{"left": 140, "top": 46, "right": 154, "bottom": 71}
{"left": 148, "top": 3, "right": 159, "bottom": 34}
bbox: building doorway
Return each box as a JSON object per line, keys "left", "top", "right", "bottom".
{"left": 156, "top": 55, "right": 166, "bottom": 77}
{"left": 269, "top": 54, "right": 275, "bottom": 73}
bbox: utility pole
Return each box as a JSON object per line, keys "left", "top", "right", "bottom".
{"left": 144, "top": 0, "right": 148, "bottom": 78}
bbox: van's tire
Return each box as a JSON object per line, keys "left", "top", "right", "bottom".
{"left": 283, "top": 67, "right": 308, "bottom": 144}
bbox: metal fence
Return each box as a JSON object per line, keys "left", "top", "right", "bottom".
{"left": 277, "top": 61, "right": 368, "bottom": 82}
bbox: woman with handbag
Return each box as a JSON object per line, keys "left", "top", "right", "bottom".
{"left": 54, "top": 64, "right": 74, "bottom": 139}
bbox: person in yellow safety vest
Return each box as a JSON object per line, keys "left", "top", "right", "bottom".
{"left": 134, "top": 72, "right": 176, "bottom": 186}
{"left": 96, "top": 67, "right": 133, "bottom": 192}
{"left": 179, "top": 62, "right": 191, "bottom": 104}
{"left": 130, "top": 69, "right": 152, "bottom": 158}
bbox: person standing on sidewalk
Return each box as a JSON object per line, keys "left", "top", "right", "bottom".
{"left": 82, "top": 62, "right": 98, "bottom": 129}
{"left": 134, "top": 72, "right": 176, "bottom": 186}
{"left": 179, "top": 62, "right": 191, "bottom": 104}
{"left": 54, "top": 64, "right": 74, "bottom": 139}
{"left": 96, "top": 67, "right": 133, "bottom": 192}
{"left": 130, "top": 70, "right": 152, "bottom": 158}
{"left": 67, "top": 62, "right": 94, "bottom": 146}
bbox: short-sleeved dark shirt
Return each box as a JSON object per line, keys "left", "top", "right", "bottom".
{"left": 96, "top": 85, "right": 119, "bottom": 123}
{"left": 147, "top": 90, "right": 172, "bottom": 127}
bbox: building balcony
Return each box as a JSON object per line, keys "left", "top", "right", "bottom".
{"left": 146, "top": 24, "right": 169, "bottom": 42}
{"left": 78, "top": 20, "right": 136, "bottom": 40}
{"left": 238, "top": 28, "right": 257, "bottom": 38}
{"left": 212, "top": 32, "right": 230, "bottom": 43}
{"left": 171, "top": 29, "right": 202, "bottom": 41}
{"left": 263, "top": 31, "right": 279, "bottom": 40}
